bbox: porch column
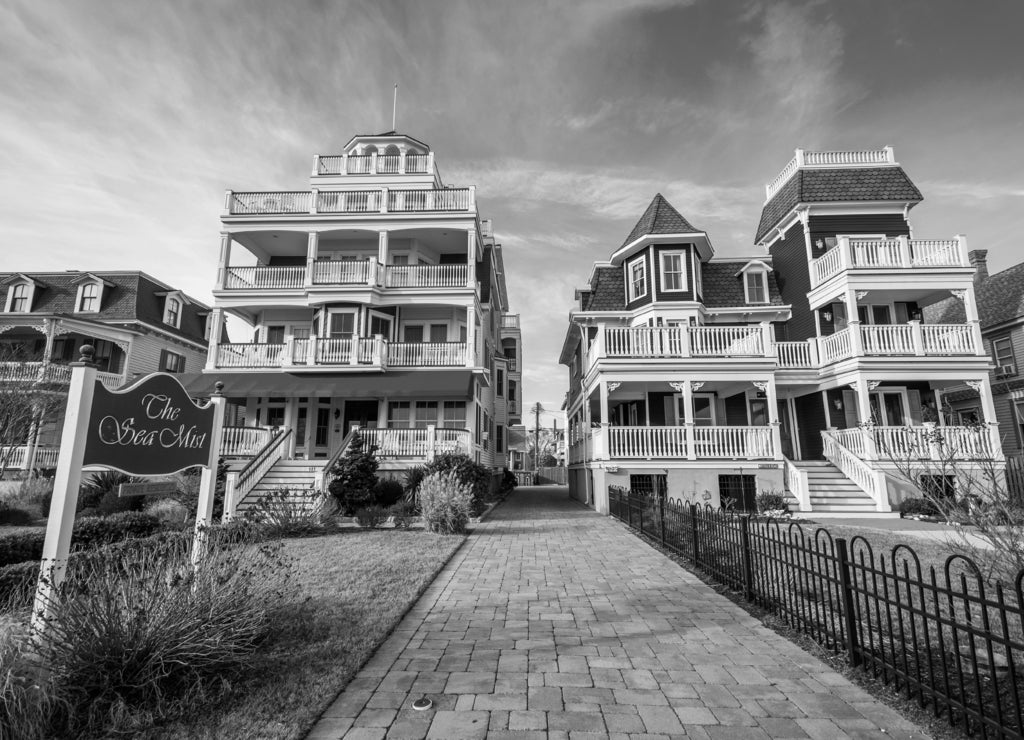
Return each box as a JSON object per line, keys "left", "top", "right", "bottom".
{"left": 967, "top": 378, "right": 1002, "bottom": 459}
{"left": 305, "top": 232, "right": 319, "bottom": 288}
{"left": 961, "top": 285, "right": 986, "bottom": 356}
{"left": 205, "top": 308, "right": 224, "bottom": 370}
{"left": 682, "top": 381, "right": 696, "bottom": 460}
{"left": 760, "top": 379, "right": 783, "bottom": 460}
{"left": 599, "top": 380, "right": 610, "bottom": 431}
{"left": 377, "top": 231, "right": 388, "bottom": 285}
{"left": 852, "top": 377, "right": 878, "bottom": 460}
{"left": 218, "top": 232, "right": 233, "bottom": 289}
{"left": 844, "top": 287, "right": 863, "bottom": 356}
{"left": 465, "top": 305, "right": 477, "bottom": 368}
{"left": 42, "top": 318, "right": 57, "bottom": 363}
{"left": 466, "top": 229, "right": 477, "bottom": 288}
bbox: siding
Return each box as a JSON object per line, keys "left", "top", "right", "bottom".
{"left": 624, "top": 249, "right": 654, "bottom": 310}
{"left": 127, "top": 332, "right": 207, "bottom": 378}
{"left": 768, "top": 226, "right": 814, "bottom": 340}
{"left": 651, "top": 244, "right": 696, "bottom": 302}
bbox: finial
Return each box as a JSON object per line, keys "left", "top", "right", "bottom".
{"left": 214, "top": 380, "right": 225, "bottom": 397}
{"left": 75, "top": 344, "right": 96, "bottom": 367}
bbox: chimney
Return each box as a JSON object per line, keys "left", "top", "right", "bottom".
{"left": 968, "top": 249, "right": 989, "bottom": 284}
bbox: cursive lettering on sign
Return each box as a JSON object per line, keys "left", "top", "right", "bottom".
{"left": 96, "top": 416, "right": 208, "bottom": 450}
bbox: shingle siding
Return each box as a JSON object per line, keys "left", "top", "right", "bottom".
{"left": 768, "top": 227, "right": 814, "bottom": 340}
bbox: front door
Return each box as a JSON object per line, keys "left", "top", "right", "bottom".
{"left": 343, "top": 400, "right": 379, "bottom": 435}
{"left": 776, "top": 399, "right": 796, "bottom": 459}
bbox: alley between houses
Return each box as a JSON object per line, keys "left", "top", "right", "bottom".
{"left": 307, "top": 487, "right": 927, "bottom": 739}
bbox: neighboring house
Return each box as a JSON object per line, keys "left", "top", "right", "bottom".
{"left": 561, "top": 148, "right": 1000, "bottom": 517}
{"left": 930, "top": 253, "right": 1024, "bottom": 458}
{"left": 0, "top": 270, "right": 210, "bottom": 471}
{"left": 183, "top": 131, "right": 520, "bottom": 514}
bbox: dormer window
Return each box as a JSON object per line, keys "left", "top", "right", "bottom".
{"left": 627, "top": 256, "right": 648, "bottom": 302}
{"left": 165, "top": 297, "right": 181, "bottom": 328}
{"left": 735, "top": 260, "right": 771, "bottom": 305}
{"left": 660, "top": 251, "right": 687, "bottom": 292}
{"left": 9, "top": 283, "right": 30, "bottom": 312}
{"left": 79, "top": 283, "right": 100, "bottom": 312}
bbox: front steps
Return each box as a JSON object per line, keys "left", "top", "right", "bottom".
{"left": 790, "top": 461, "right": 899, "bottom": 518}
{"left": 235, "top": 459, "right": 324, "bottom": 514}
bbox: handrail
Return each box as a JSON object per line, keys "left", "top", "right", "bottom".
{"left": 320, "top": 427, "right": 359, "bottom": 489}
{"left": 821, "top": 430, "right": 891, "bottom": 512}
{"left": 225, "top": 428, "right": 293, "bottom": 518}
{"left": 782, "top": 457, "right": 810, "bottom": 512}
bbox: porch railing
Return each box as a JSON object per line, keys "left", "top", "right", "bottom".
{"left": 213, "top": 337, "right": 467, "bottom": 369}
{"left": 810, "top": 236, "right": 967, "bottom": 286}
{"left": 387, "top": 342, "right": 466, "bottom": 367}
{"left": 821, "top": 430, "right": 891, "bottom": 511}
{"left": 311, "top": 260, "right": 376, "bottom": 285}
{"left": 224, "top": 266, "right": 305, "bottom": 290}
{"left": 316, "top": 189, "right": 382, "bottom": 213}
{"left": 604, "top": 425, "right": 776, "bottom": 460}
{"left": 602, "top": 326, "right": 766, "bottom": 360}
{"left": 216, "top": 343, "right": 286, "bottom": 368}
{"left": 819, "top": 328, "right": 852, "bottom": 364}
{"left": 313, "top": 151, "right": 434, "bottom": 176}
{"left": 220, "top": 426, "right": 274, "bottom": 457}
{"left": 0, "top": 445, "right": 61, "bottom": 471}
{"left": 384, "top": 264, "right": 468, "bottom": 288}
{"left": 775, "top": 341, "right": 814, "bottom": 368}
{"left": 0, "top": 362, "right": 121, "bottom": 389}
{"left": 225, "top": 186, "right": 474, "bottom": 215}
{"left": 820, "top": 323, "right": 979, "bottom": 364}
{"left": 358, "top": 426, "right": 470, "bottom": 459}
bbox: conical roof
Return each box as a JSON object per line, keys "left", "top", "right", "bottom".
{"left": 620, "top": 194, "right": 703, "bottom": 249}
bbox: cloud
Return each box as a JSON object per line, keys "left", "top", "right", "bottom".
{"left": 919, "top": 181, "right": 1024, "bottom": 204}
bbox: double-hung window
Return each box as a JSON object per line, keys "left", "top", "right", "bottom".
{"left": 9, "top": 284, "right": 30, "bottom": 312}
{"left": 660, "top": 252, "right": 686, "bottom": 292}
{"left": 744, "top": 271, "right": 767, "bottom": 304}
{"left": 79, "top": 283, "right": 100, "bottom": 312}
{"left": 627, "top": 256, "right": 647, "bottom": 302}
{"left": 993, "top": 336, "right": 1016, "bottom": 377}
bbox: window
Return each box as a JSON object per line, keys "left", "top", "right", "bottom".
{"left": 265, "top": 326, "right": 285, "bottom": 344}
{"left": 159, "top": 349, "right": 185, "bottom": 374}
{"left": 993, "top": 336, "right": 1016, "bottom": 376}
{"left": 388, "top": 401, "right": 412, "bottom": 428}
{"left": 627, "top": 256, "right": 648, "bottom": 302}
{"left": 857, "top": 304, "right": 893, "bottom": 325}
{"left": 719, "top": 475, "right": 757, "bottom": 511}
{"left": 957, "top": 407, "right": 980, "bottom": 425}
{"left": 414, "top": 401, "right": 438, "bottom": 429}
{"left": 442, "top": 401, "right": 467, "bottom": 429}
{"left": 164, "top": 297, "right": 181, "bottom": 327}
{"left": 496, "top": 368, "right": 504, "bottom": 397}
{"left": 328, "top": 312, "right": 355, "bottom": 338}
{"left": 508, "top": 381, "right": 517, "bottom": 405}
{"left": 8, "top": 283, "right": 30, "bottom": 312}
{"left": 660, "top": 252, "right": 686, "bottom": 292}
{"left": 496, "top": 424, "right": 505, "bottom": 453}
{"left": 79, "top": 283, "right": 100, "bottom": 312}
{"left": 744, "top": 271, "right": 767, "bottom": 304}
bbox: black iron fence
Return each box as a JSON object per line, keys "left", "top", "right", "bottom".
{"left": 608, "top": 485, "right": 1024, "bottom": 739}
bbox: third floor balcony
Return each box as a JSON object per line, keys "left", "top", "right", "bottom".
{"left": 224, "top": 186, "right": 475, "bottom": 217}
{"left": 221, "top": 262, "right": 471, "bottom": 291}
{"left": 810, "top": 236, "right": 969, "bottom": 289}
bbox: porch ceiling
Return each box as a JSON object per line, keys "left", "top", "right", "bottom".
{"left": 181, "top": 369, "right": 474, "bottom": 399}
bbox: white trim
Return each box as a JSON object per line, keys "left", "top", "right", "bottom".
{"left": 74, "top": 280, "right": 105, "bottom": 314}
{"left": 626, "top": 254, "right": 648, "bottom": 303}
{"left": 659, "top": 250, "right": 687, "bottom": 293}
{"left": 742, "top": 270, "right": 769, "bottom": 305}
{"left": 612, "top": 232, "right": 713, "bottom": 265}
{"left": 324, "top": 308, "right": 357, "bottom": 338}
{"left": 4, "top": 280, "right": 34, "bottom": 313}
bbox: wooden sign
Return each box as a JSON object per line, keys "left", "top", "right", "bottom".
{"left": 118, "top": 480, "right": 179, "bottom": 498}
{"left": 83, "top": 373, "right": 215, "bottom": 475}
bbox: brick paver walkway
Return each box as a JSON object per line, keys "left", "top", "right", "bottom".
{"left": 308, "top": 487, "right": 928, "bottom": 739}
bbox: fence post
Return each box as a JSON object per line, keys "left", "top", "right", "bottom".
{"left": 835, "top": 538, "right": 861, "bottom": 667}
{"left": 689, "top": 503, "right": 700, "bottom": 565}
{"left": 659, "top": 495, "right": 666, "bottom": 546}
{"left": 626, "top": 492, "right": 633, "bottom": 529}
{"left": 740, "top": 516, "right": 754, "bottom": 602}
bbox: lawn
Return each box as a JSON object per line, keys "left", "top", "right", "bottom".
{"left": 155, "top": 528, "right": 465, "bottom": 740}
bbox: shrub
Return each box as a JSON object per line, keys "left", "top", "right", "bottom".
{"left": 0, "top": 531, "right": 44, "bottom": 568}
{"left": 0, "top": 560, "right": 40, "bottom": 609}
{"left": 422, "top": 453, "right": 491, "bottom": 514}
{"left": 33, "top": 533, "right": 297, "bottom": 737}
{"left": 389, "top": 501, "right": 417, "bottom": 529}
{"left": 354, "top": 505, "right": 387, "bottom": 529}
{"left": 899, "top": 497, "right": 942, "bottom": 518}
{"left": 327, "top": 433, "right": 379, "bottom": 515}
{"left": 242, "top": 489, "right": 335, "bottom": 539}
{"left": 403, "top": 466, "right": 427, "bottom": 501}
{"left": 13, "top": 478, "right": 52, "bottom": 516}
{"left": 96, "top": 488, "right": 145, "bottom": 516}
{"left": 145, "top": 497, "right": 192, "bottom": 525}
{"left": 72, "top": 512, "right": 163, "bottom": 550}
{"left": 78, "top": 470, "right": 135, "bottom": 512}
{"left": 755, "top": 491, "right": 788, "bottom": 515}
{"left": 373, "top": 478, "right": 405, "bottom": 507}
{"left": 0, "top": 633, "right": 69, "bottom": 740}
{"left": 0, "top": 500, "right": 35, "bottom": 526}
{"left": 418, "top": 471, "right": 473, "bottom": 535}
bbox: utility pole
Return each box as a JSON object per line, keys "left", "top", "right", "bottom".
{"left": 532, "top": 401, "right": 543, "bottom": 471}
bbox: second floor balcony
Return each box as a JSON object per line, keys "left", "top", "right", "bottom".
{"left": 221, "top": 262, "right": 471, "bottom": 291}
{"left": 810, "top": 236, "right": 968, "bottom": 288}
{"left": 213, "top": 338, "right": 471, "bottom": 371}
{"left": 817, "top": 322, "right": 982, "bottom": 365}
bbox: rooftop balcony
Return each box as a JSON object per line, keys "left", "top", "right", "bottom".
{"left": 220, "top": 262, "right": 471, "bottom": 291}
{"left": 313, "top": 152, "right": 434, "bottom": 177}
{"left": 810, "top": 236, "right": 968, "bottom": 288}
{"left": 765, "top": 147, "right": 896, "bottom": 201}
{"left": 224, "top": 187, "right": 475, "bottom": 216}
{"left": 501, "top": 314, "right": 520, "bottom": 330}
{"left": 213, "top": 338, "right": 471, "bottom": 371}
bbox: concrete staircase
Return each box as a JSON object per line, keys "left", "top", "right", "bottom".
{"left": 791, "top": 461, "right": 892, "bottom": 517}
{"left": 235, "top": 459, "right": 323, "bottom": 514}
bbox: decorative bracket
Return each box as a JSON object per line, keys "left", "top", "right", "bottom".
{"left": 867, "top": 381, "right": 881, "bottom": 391}
{"left": 752, "top": 381, "right": 770, "bottom": 393}
{"left": 691, "top": 381, "right": 705, "bottom": 391}
{"left": 856, "top": 290, "right": 870, "bottom": 301}
{"left": 668, "top": 382, "right": 687, "bottom": 393}
{"left": 965, "top": 380, "right": 984, "bottom": 393}
{"left": 951, "top": 289, "right": 967, "bottom": 302}
{"left": 606, "top": 382, "right": 621, "bottom": 393}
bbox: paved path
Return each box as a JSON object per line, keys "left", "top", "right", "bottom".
{"left": 308, "top": 487, "right": 928, "bottom": 739}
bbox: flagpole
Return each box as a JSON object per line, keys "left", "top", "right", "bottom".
{"left": 392, "top": 84, "right": 398, "bottom": 130}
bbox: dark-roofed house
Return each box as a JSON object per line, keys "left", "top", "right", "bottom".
{"left": 189, "top": 132, "right": 519, "bottom": 516}
{"left": 0, "top": 270, "right": 210, "bottom": 472}
{"left": 561, "top": 148, "right": 1001, "bottom": 518}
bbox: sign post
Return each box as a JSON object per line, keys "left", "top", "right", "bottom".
{"left": 31, "top": 346, "right": 222, "bottom": 633}
{"left": 31, "top": 348, "right": 97, "bottom": 632}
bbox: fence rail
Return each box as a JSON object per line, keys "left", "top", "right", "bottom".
{"left": 608, "top": 487, "right": 1024, "bottom": 740}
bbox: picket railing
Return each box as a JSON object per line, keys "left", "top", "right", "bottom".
{"left": 216, "top": 343, "right": 286, "bottom": 368}
{"left": 357, "top": 427, "right": 470, "bottom": 459}
{"left": 229, "top": 191, "right": 310, "bottom": 214}
{"left": 693, "top": 426, "right": 774, "bottom": 459}
{"left": 387, "top": 342, "right": 466, "bottom": 367}
{"left": 313, "top": 152, "right": 433, "bottom": 176}
{"left": 775, "top": 341, "right": 813, "bottom": 368}
{"left": 223, "top": 428, "right": 292, "bottom": 520}
{"left": 602, "top": 326, "right": 764, "bottom": 359}
{"left": 822, "top": 430, "right": 890, "bottom": 511}
{"left": 387, "top": 188, "right": 473, "bottom": 212}
{"left": 922, "top": 324, "right": 975, "bottom": 354}
{"left": 220, "top": 426, "right": 274, "bottom": 457}
{"left": 225, "top": 187, "right": 475, "bottom": 215}
{"left": 819, "top": 328, "right": 853, "bottom": 364}
{"left": 810, "top": 236, "right": 968, "bottom": 286}
{"left": 861, "top": 324, "right": 915, "bottom": 355}
{"left": 606, "top": 425, "right": 775, "bottom": 460}
{"left": 0, "top": 445, "right": 60, "bottom": 471}
{"left": 311, "top": 259, "right": 376, "bottom": 285}
{"left": 384, "top": 263, "right": 468, "bottom": 288}
{"left": 316, "top": 189, "right": 382, "bottom": 213}
{"left": 224, "top": 266, "right": 305, "bottom": 290}
{"left": 608, "top": 488, "right": 1024, "bottom": 740}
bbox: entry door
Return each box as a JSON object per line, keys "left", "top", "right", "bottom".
{"left": 776, "top": 399, "right": 796, "bottom": 459}
{"left": 343, "top": 400, "right": 379, "bottom": 435}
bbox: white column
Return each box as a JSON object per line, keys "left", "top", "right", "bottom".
{"left": 682, "top": 380, "right": 695, "bottom": 460}
{"left": 970, "top": 378, "right": 1002, "bottom": 458}
{"left": 853, "top": 377, "right": 877, "bottom": 460}
{"left": 465, "top": 305, "right": 476, "bottom": 368}
{"left": 599, "top": 381, "right": 610, "bottom": 428}
{"left": 377, "top": 231, "right": 388, "bottom": 267}
{"left": 908, "top": 320, "right": 925, "bottom": 356}
{"left": 845, "top": 287, "right": 863, "bottom": 356}
{"left": 205, "top": 308, "right": 224, "bottom": 370}
{"left": 305, "top": 232, "right": 319, "bottom": 287}
{"left": 217, "top": 232, "right": 233, "bottom": 289}
{"left": 42, "top": 317, "right": 57, "bottom": 363}
{"left": 962, "top": 284, "right": 985, "bottom": 355}
{"left": 762, "top": 379, "right": 783, "bottom": 460}
{"left": 466, "top": 229, "right": 477, "bottom": 288}
{"left": 760, "top": 322, "right": 776, "bottom": 358}
{"left": 192, "top": 391, "right": 227, "bottom": 566}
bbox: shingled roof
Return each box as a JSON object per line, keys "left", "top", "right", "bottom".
{"left": 701, "top": 262, "right": 785, "bottom": 308}
{"left": 755, "top": 168, "right": 923, "bottom": 243}
{"left": 620, "top": 194, "right": 703, "bottom": 250}
{"left": 977, "top": 262, "right": 1024, "bottom": 329}
{"left": 579, "top": 266, "right": 625, "bottom": 311}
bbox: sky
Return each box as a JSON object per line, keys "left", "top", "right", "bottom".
{"left": 2, "top": 0, "right": 1024, "bottom": 428}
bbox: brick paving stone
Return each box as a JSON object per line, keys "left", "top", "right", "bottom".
{"left": 302, "top": 488, "right": 929, "bottom": 739}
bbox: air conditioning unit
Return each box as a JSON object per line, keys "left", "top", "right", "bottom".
{"left": 996, "top": 364, "right": 1016, "bottom": 378}
{"left": 482, "top": 432, "right": 490, "bottom": 441}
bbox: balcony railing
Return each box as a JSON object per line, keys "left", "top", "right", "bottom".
{"left": 775, "top": 342, "right": 813, "bottom": 368}
{"left": 501, "top": 314, "right": 520, "bottom": 329}
{"left": 226, "top": 186, "right": 474, "bottom": 215}
{"left": 819, "top": 323, "right": 979, "bottom": 365}
{"left": 358, "top": 426, "right": 470, "bottom": 459}
{"left": 216, "top": 343, "right": 286, "bottom": 368}
{"left": 0, "top": 362, "right": 122, "bottom": 389}
{"left": 383, "top": 264, "right": 468, "bottom": 288}
{"left": 220, "top": 426, "right": 274, "bottom": 457}
{"left": 312, "top": 260, "right": 376, "bottom": 285}
{"left": 810, "top": 236, "right": 967, "bottom": 286}
{"left": 1, "top": 445, "right": 61, "bottom": 471}
{"left": 833, "top": 425, "right": 996, "bottom": 461}
{"left": 600, "top": 326, "right": 767, "bottom": 361}
{"left": 600, "top": 425, "right": 776, "bottom": 460}
{"left": 314, "top": 151, "right": 433, "bottom": 176}
{"left": 387, "top": 342, "right": 467, "bottom": 367}
{"left": 224, "top": 266, "right": 305, "bottom": 290}
{"left": 765, "top": 147, "right": 896, "bottom": 200}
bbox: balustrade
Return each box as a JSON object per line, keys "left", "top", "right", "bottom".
{"left": 387, "top": 342, "right": 466, "bottom": 367}
{"left": 605, "top": 425, "right": 775, "bottom": 460}
{"left": 359, "top": 427, "right": 470, "bottom": 458}
{"left": 810, "top": 236, "right": 967, "bottom": 287}
{"left": 224, "top": 266, "right": 305, "bottom": 290}
{"left": 860, "top": 324, "right": 915, "bottom": 355}
{"left": 225, "top": 187, "right": 471, "bottom": 215}
{"left": 775, "top": 341, "right": 813, "bottom": 368}
{"left": 312, "top": 259, "right": 375, "bottom": 285}
{"left": 602, "top": 326, "right": 763, "bottom": 360}
{"left": 229, "top": 191, "right": 310, "bottom": 214}
{"left": 384, "top": 263, "right": 468, "bottom": 288}
{"left": 220, "top": 426, "right": 274, "bottom": 457}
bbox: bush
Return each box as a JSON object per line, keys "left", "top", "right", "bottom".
{"left": 327, "top": 434, "right": 379, "bottom": 515}
{"left": 0, "top": 560, "right": 40, "bottom": 608}
{"left": 242, "top": 489, "right": 335, "bottom": 539}
{"left": 33, "top": 533, "right": 297, "bottom": 737}
{"left": 900, "top": 496, "right": 942, "bottom": 518}
{"left": 422, "top": 453, "right": 491, "bottom": 514}
{"left": 389, "top": 501, "right": 417, "bottom": 529}
{"left": 354, "top": 505, "right": 387, "bottom": 529}
{"left": 72, "top": 512, "right": 163, "bottom": 550}
{"left": 418, "top": 471, "right": 473, "bottom": 535}
{"left": 78, "top": 470, "right": 134, "bottom": 512}
{"left": 0, "top": 531, "right": 44, "bottom": 568}
{"left": 145, "top": 497, "right": 192, "bottom": 525}
{"left": 0, "top": 500, "right": 35, "bottom": 526}
{"left": 0, "top": 633, "right": 69, "bottom": 740}
{"left": 756, "top": 491, "right": 788, "bottom": 515}
{"left": 373, "top": 478, "right": 405, "bottom": 507}
{"left": 12, "top": 478, "right": 52, "bottom": 518}
{"left": 96, "top": 488, "right": 145, "bottom": 516}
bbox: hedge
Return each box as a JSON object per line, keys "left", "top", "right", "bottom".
{"left": 0, "top": 512, "right": 164, "bottom": 568}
